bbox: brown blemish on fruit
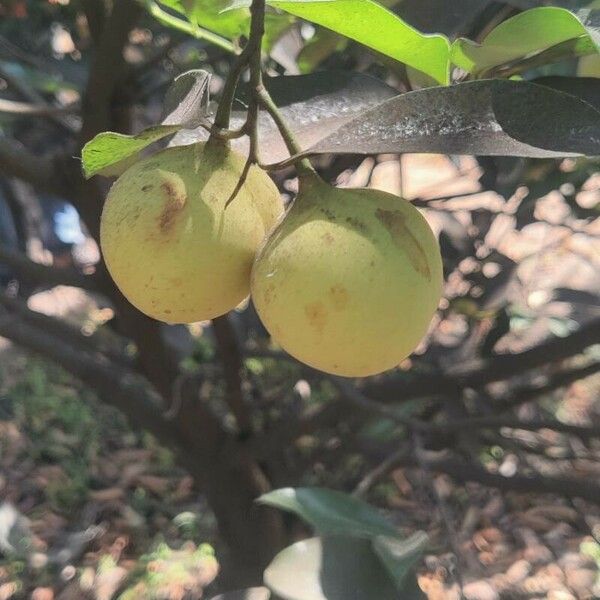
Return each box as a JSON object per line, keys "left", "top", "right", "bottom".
{"left": 158, "top": 178, "right": 187, "bottom": 233}
{"left": 375, "top": 208, "right": 431, "bottom": 280}
{"left": 141, "top": 184, "right": 154, "bottom": 192}
{"left": 322, "top": 232, "right": 335, "bottom": 245}
{"left": 169, "top": 277, "right": 183, "bottom": 286}
{"left": 305, "top": 301, "right": 327, "bottom": 333}
{"left": 329, "top": 284, "right": 349, "bottom": 310}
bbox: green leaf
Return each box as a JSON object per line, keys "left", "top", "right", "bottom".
{"left": 149, "top": 1, "right": 292, "bottom": 53}
{"left": 145, "top": 1, "right": 237, "bottom": 52}
{"left": 372, "top": 532, "right": 428, "bottom": 593}
{"left": 81, "top": 126, "right": 179, "bottom": 179}
{"left": 258, "top": 487, "right": 399, "bottom": 539}
{"left": 82, "top": 70, "right": 210, "bottom": 178}
{"left": 451, "top": 7, "right": 599, "bottom": 75}
{"left": 264, "top": 536, "right": 398, "bottom": 600}
{"left": 157, "top": 0, "right": 249, "bottom": 38}
{"left": 227, "top": 0, "right": 450, "bottom": 83}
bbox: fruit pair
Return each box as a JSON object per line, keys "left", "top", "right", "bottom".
{"left": 100, "top": 142, "right": 442, "bottom": 377}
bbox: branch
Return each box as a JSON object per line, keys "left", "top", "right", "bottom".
{"left": 80, "top": 0, "right": 108, "bottom": 44}
{"left": 356, "top": 449, "right": 600, "bottom": 505}
{"left": 0, "top": 246, "right": 97, "bottom": 292}
{"left": 332, "top": 378, "right": 600, "bottom": 440}
{"left": 0, "top": 293, "right": 131, "bottom": 369}
{"left": 365, "top": 317, "right": 600, "bottom": 401}
{"left": 212, "top": 315, "right": 252, "bottom": 434}
{"left": 497, "top": 360, "right": 600, "bottom": 410}
{"left": 0, "top": 137, "right": 66, "bottom": 196}
{"left": 411, "top": 454, "right": 600, "bottom": 505}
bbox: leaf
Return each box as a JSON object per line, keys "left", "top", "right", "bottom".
{"left": 451, "top": 7, "right": 600, "bottom": 75}
{"left": 154, "top": 0, "right": 292, "bottom": 52}
{"left": 210, "top": 588, "right": 271, "bottom": 600}
{"left": 228, "top": 0, "right": 450, "bottom": 84}
{"left": 82, "top": 70, "right": 210, "bottom": 178}
{"left": 533, "top": 75, "right": 600, "bottom": 110}
{"left": 304, "top": 79, "right": 600, "bottom": 159}
{"left": 145, "top": 1, "right": 237, "bottom": 52}
{"left": 160, "top": 69, "right": 212, "bottom": 126}
{"left": 258, "top": 487, "right": 399, "bottom": 539}
{"left": 169, "top": 70, "right": 397, "bottom": 163}
{"left": 157, "top": 0, "right": 249, "bottom": 38}
{"left": 81, "top": 126, "right": 179, "bottom": 179}
{"left": 372, "top": 532, "right": 428, "bottom": 593}
{"left": 263, "top": 536, "right": 398, "bottom": 600}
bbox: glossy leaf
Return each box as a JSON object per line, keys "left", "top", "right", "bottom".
{"left": 304, "top": 79, "right": 600, "bottom": 159}
{"left": 228, "top": 0, "right": 450, "bottom": 83}
{"left": 451, "top": 7, "right": 599, "bottom": 75}
{"left": 82, "top": 70, "right": 210, "bottom": 178}
{"left": 263, "top": 536, "right": 398, "bottom": 600}
{"left": 258, "top": 487, "right": 399, "bottom": 539}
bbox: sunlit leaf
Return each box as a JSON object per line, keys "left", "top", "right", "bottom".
{"left": 157, "top": 0, "right": 249, "bottom": 38}
{"left": 451, "top": 7, "right": 600, "bottom": 75}
{"left": 227, "top": 0, "right": 450, "bottom": 84}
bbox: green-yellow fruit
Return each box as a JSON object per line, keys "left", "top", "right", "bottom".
{"left": 251, "top": 176, "right": 443, "bottom": 377}
{"left": 100, "top": 142, "right": 283, "bottom": 323}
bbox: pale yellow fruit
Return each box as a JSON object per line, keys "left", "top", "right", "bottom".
{"left": 100, "top": 141, "right": 283, "bottom": 323}
{"left": 251, "top": 175, "right": 443, "bottom": 377}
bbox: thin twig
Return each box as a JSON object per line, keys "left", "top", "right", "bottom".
{"left": 353, "top": 445, "right": 410, "bottom": 497}
{"left": 210, "top": 0, "right": 265, "bottom": 132}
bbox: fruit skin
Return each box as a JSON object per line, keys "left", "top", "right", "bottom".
{"left": 251, "top": 175, "right": 443, "bottom": 377}
{"left": 100, "top": 141, "right": 283, "bottom": 323}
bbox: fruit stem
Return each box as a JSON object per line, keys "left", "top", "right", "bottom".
{"left": 255, "top": 84, "right": 317, "bottom": 180}
{"left": 210, "top": 0, "right": 265, "bottom": 134}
